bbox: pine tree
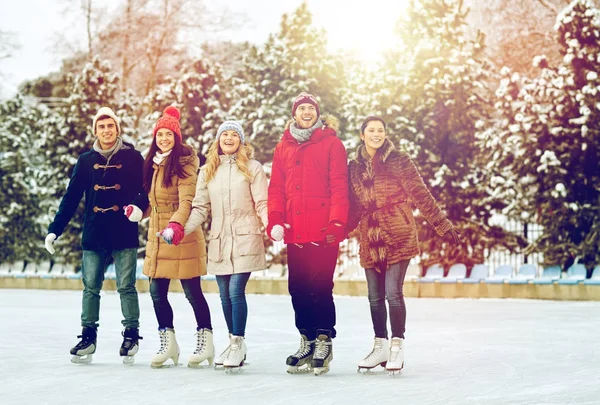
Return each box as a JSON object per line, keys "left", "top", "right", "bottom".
{"left": 0, "top": 96, "right": 56, "bottom": 263}
{"left": 374, "top": 0, "right": 523, "bottom": 269}
{"left": 228, "top": 1, "right": 346, "bottom": 164}
{"left": 489, "top": 0, "right": 600, "bottom": 268}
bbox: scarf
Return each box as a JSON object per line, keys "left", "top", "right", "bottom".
{"left": 153, "top": 149, "right": 172, "bottom": 165}
{"left": 93, "top": 137, "right": 123, "bottom": 164}
{"left": 289, "top": 118, "right": 322, "bottom": 143}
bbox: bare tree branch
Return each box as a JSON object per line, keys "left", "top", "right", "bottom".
{"left": 536, "top": 0, "right": 559, "bottom": 14}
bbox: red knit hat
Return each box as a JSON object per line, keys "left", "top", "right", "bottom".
{"left": 292, "top": 92, "right": 320, "bottom": 117}
{"left": 153, "top": 106, "right": 181, "bottom": 140}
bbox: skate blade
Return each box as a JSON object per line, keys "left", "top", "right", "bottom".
{"left": 287, "top": 364, "right": 313, "bottom": 374}
{"left": 387, "top": 363, "right": 404, "bottom": 377}
{"left": 224, "top": 365, "right": 244, "bottom": 374}
{"left": 150, "top": 362, "right": 179, "bottom": 369}
{"left": 357, "top": 362, "right": 387, "bottom": 374}
{"left": 71, "top": 354, "right": 93, "bottom": 365}
{"left": 313, "top": 366, "right": 330, "bottom": 376}
{"left": 188, "top": 362, "right": 213, "bottom": 369}
{"left": 122, "top": 356, "right": 135, "bottom": 365}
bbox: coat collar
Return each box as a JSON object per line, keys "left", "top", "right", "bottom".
{"left": 357, "top": 138, "right": 395, "bottom": 164}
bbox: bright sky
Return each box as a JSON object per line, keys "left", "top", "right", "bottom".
{"left": 0, "top": 0, "right": 409, "bottom": 99}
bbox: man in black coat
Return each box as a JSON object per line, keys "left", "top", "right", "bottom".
{"left": 45, "top": 107, "right": 148, "bottom": 364}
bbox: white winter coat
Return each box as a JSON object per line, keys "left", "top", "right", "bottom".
{"left": 185, "top": 155, "right": 269, "bottom": 275}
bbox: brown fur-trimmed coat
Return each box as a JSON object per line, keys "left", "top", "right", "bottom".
{"left": 347, "top": 139, "right": 453, "bottom": 272}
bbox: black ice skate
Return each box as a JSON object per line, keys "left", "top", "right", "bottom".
{"left": 70, "top": 327, "right": 97, "bottom": 365}
{"left": 286, "top": 330, "right": 315, "bottom": 374}
{"left": 120, "top": 328, "right": 142, "bottom": 365}
{"left": 311, "top": 330, "right": 333, "bottom": 376}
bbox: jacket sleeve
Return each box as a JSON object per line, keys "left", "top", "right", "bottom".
{"left": 47, "top": 156, "right": 86, "bottom": 237}
{"left": 169, "top": 156, "right": 199, "bottom": 226}
{"left": 130, "top": 152, "right": 149, "bottom": 213}
{"left": 250, "top": 161, "right": 269, "bottom": 228}
{"left": 328, "top": 138, "right": 350, "bottom": 225}
{"left": 345, "top": 162, "right": 363, "bottom": 234}
{"left": 267, "top": 142, "right": 286, "bottom": 218}
{"left": 184, "top": 167, "right": 210, "bottom": 235}
{"left": 394, "top": 151, "right": 452, "bottom": 236}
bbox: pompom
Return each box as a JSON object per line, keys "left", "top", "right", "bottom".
{"left": 164, "top": 106, "right": 180, "bottom": 120}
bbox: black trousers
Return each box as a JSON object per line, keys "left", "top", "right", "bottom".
{"left": 149, "top": 277, "right": 212, "bottom": 330}
{"left": 287, "top": 244, "right": 339, "bottom": 340}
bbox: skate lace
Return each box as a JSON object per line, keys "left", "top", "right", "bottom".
{"left": 389, "top": 341, "right": 403, "bottom": 362}
{"left": 313, "top": 339, "right": 331, "bottom": 360}
{"left": 193, "top": 331, "right": 206, "bottom": 354}
{"left": 157, "top": 330, "right": 168, "bottom": 354}
{"left": 363, "top": 343, "right": 383, "bottom": 362}
{"left": 292, "top": 336, "right": 312, "bottom": 358}
{"left": 74, "top": 334, "right": 94, "bottom": 350}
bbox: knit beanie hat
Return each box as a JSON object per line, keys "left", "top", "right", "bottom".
{"left": 93, "top": 107, "right": 121, "bottom": 135}
{"left": 292, "top": 92, "right": 320, "bottom": 117}
{"left": 153, "top": 106, "right": 182, "bottom": 140}
{"left": 216, "top": 121, "right": 245, "bottom": 144}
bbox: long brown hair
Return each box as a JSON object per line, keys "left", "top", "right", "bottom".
{"left": 203, "top": 140, "right": 254, "bottom": 183}
{"left": 143, "top": 135, "right": 194, "bottom": 193}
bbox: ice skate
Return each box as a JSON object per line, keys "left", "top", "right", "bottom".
{"left": 386, "top": 337, "right": 404, "bottom": 376}
{"left": 223, "top": 335, "right": 247, "bottom": 374}
{"left": 286, "top": 331, "right": 314, "bottom": 374}
{"left": 188, "top": 328, "right": 215, "bottom": 368}
{"left": 120, "top": 327, "right": 142, "bottom": 365}
{"left": 150, "top": 328, "right": 180, "bottom": 368}
{"left": 311, "top": 330, "right": 333, "bottom": 376}
{"left": 214, "top": 333, "right": 232, "bottom": 369}
{"left": 357, "top": 337, "right": 388, "bottom": 373}
{"left": 70, "top": 327, "right": 97, "bottom": 365}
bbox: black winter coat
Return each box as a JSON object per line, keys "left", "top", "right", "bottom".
{"left": 48, "top": 142, "right": 148, "bottom": 250}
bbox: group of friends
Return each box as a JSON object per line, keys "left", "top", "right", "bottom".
{"left": 44, "top": 92, "right": 460, "bottom": 376}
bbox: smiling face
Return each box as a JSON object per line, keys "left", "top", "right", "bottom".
{"left": 219, "top": 130, "right": 241, "bottom": 155}
{"left": 293, "top": 102, "right": 319, "bottom": 129}
{"left": 95, "top": 117, "right": 119, "bottom": 150}
{"left": 155, "top": 128, "right": 175, "bottom": 153}
{"left": 360, "top": 119, "right": 386, "bottom": 156}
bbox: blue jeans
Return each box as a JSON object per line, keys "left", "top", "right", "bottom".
{"left": 81, "top": 248, "right": 139, "bottom": 329}
{"left": 364, "top": 260, "right": 410, "bottom": 339}
{"left": 215, "top": 273, "right": 251, "bottom": 337}
{"left": 149, "top": 277, "right": 212, "bottom": 330}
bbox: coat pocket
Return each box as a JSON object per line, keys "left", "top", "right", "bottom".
{"left": 207, "top": 230, "right": 222, "bottom": 262}
{"left": 234, "top": 226, "right": 264, "bottom": 257}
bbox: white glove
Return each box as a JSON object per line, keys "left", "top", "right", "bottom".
{"left": 45, "top": 233, "right": 57, "bottom": 255}
{"left": 124, "top": 204, "right": 143, "bottom": 222}
{"left": 270, "top": 224, "right": 284, "bottom": 242}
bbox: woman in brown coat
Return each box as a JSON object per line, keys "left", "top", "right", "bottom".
{"left": 125, "top": 106, "right": 213, "bottom": 368}
{"left": 347, "top": 116, "right": 460, "bottom": 375}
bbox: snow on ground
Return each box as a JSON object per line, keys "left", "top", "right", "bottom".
{"left": 1, "top": 289, "right": 599, "bottom": 405}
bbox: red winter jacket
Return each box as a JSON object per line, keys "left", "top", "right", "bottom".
{"left": 268, "top": 115, "right": 349, "bottom": 244}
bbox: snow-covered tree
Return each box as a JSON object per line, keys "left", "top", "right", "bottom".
{"left": 228, "top": 1, "right": 346, "bottom": 163}
{"left": 373, "top": 0, "right": 524, "bottom": 269}
{"left": 488, "top": 0, "right": 600, "bottom": 268}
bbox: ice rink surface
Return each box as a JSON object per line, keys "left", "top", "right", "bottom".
{"left": 1, "top": 288, "right": 599, "bottom": 405}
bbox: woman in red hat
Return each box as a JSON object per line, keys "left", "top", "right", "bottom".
{"left": 124, "top": 106, "right": 213, "bottom": 368}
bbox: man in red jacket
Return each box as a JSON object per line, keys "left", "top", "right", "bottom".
{"left": 267, "top": 92, "right": 349, "bottom": 375}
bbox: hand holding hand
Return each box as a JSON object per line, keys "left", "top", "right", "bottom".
{"left": 158, "top": 222, "right": 185, "bottom": 246}
{"left": 445, "top": 228, "right": 462, "bottom": 245}
{"left": 321, "top": 221, "right": 345, "bottom": 245}
{"left": 123, "top": 205, "right": 142, "bottom": 222}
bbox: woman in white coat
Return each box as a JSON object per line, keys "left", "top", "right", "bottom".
{"left": 185, "top": 121, "right": 268, "bottom": 370}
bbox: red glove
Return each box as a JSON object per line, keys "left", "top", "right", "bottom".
{"left": 321, "top": 221, "right": 345, "bottom": 245}
{"left": 159, "top": 222, "right": 185, "bottom": 246}
{"left": 266, "top": 212, "right": 284, "bottom": 242}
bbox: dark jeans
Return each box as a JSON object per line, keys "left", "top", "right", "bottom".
{"left": 364, "top": 260, "right": 410, "bottom": 339}
{"left": 149, "top": 277, "right": 212, "bottom": 330}
{"left": 81, "top": 248, "right": 139, "bottom": 329}
{"left": 215, "top": 272, "right": 251, "bottom": 337}
{"left": 287, "top": 244, "right": 338, "bottom": 340}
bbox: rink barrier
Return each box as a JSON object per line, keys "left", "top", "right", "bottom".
{"left": 1, "top": 275, "right": 600, "bottom": 301}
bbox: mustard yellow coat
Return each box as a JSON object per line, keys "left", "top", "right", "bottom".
{"left": 143, "top": 152, "right": 207, "bottom": 279}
